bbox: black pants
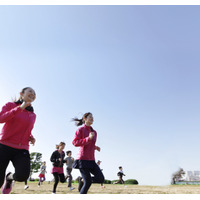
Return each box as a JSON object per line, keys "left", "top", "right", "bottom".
{"left": 52, "top": 173, "right": 66, "bottom": 193}
{"left": 79, "top": 163, "right": 104, "bottom": 194}
{"left": 116, "top": 176, "right": 124, "bottom": 184}
{"left": 0, "top": 143, "right": 30, "bottom": 188}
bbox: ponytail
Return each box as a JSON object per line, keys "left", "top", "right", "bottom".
{"left": 72, "top": 117, "right": 84, "bottom": 126}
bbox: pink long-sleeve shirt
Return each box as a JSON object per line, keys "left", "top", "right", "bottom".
{"left": 72, "top": 125, "right": 97, "bottom": 160}
{"left": 0, "top": 102, "right": 36, "bottom": 150}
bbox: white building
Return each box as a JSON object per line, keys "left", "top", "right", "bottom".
{"left": 183, "top": 171, "right": 200, "bottom": 181}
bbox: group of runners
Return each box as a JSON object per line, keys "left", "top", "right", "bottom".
{"left": 0, "top": 87, "right": 126, "bottom": 194}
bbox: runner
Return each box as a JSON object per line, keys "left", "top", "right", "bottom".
{"left": 0, "top": 87, "right": 36, "bottom": 194}
{"left": 50, "top": 142, "right": 66, "bottom": 194}
{"left": 113, "top": 166, "right": 126, "bottom": 184}
{"left": 72, "top": 112, "right": 104, "bottom": 194}
{"left": 65, "top": 151, "right": 75, "bottom": 191}
{"left": 38, "top": 161, "right": 47, "bottom": 186}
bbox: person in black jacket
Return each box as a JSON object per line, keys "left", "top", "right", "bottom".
{"left": 113, "top": 166, "right": 126, "bottom": 184}
{"left": 50, "top": 142, "right": 66, "bottom": 194}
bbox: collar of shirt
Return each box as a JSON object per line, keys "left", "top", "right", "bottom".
{"left": 84, "top": 125, "right": 91, "bottom": 131}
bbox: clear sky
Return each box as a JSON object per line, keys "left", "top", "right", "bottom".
{"left": 0, "top": 5, "right": 200, "bottom": 186}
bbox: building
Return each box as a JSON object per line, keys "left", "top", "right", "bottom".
{"left": 175, "top": 171, "right": 200, "bottom": 185}
{"left": 183, "top": 171, "right": 200, "bottom": 181}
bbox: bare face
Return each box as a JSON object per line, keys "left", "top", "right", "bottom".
{"left": 84, "top": 114, "right": 94, "bottom": 125}
{"left": 68, "top": 152, "right": 72, "bottom": 157}
{"left": 20, "top": 88, "right": 36, "bottom": 103}
{"left": 59, "top": 144, "right": 65, "bottom": 151}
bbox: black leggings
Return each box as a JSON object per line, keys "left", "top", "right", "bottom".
{"left": 79, "top": 163, "right": 104, "bottom": 194}
{"left": 0, "top": 143, "right": 30, "bottom": 188}
{"left": 52, "top": 173, "right": 66, "bottom": 193}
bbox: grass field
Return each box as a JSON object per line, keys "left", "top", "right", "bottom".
{"left": 9, "top": 182, "right": 200, "bottom": 194}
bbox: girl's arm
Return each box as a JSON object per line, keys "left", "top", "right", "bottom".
{"left": 29, "top": 116, "right": 36, "bottom": 145}
{"left": 72, "top": 129, "right": 91, "bottom": 147}
{"left": 50, "top": 151, "right": 59, "bottom": 163}
{"left": 0, "top": 102, "right": 22, "bottom": 123}
{"left": 62, "top": 153, "right": 66, "bottom": 163}
{"left": 95, "top": 146, "right": 101, "bottom": 152}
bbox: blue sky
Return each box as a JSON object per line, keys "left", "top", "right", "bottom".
{"left": 0, "top": 5, "right": 200, "bottom": 185}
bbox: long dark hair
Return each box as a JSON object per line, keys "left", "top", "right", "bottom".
{"left": 72, "top": 112, "right": 94, "bottom": 131}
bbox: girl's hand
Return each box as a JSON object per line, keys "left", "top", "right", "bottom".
{"left": 58, "top": 158, "right": 62, "bottom": 161}
{"left": 95, "top": 146, "right": 101, "bottom": 152}
{"left": 20, "top": 101, "right": 31, "bottom": 110}
{"left": 29, "top": 136, "right": 36, "bottom": 145}
{"left": 89, "top": 132, "right": 95, "bottom": 140}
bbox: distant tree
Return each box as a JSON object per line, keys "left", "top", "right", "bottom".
{"left": 104, "top": 179, "right": 112, "bottom": 184}
{"left": 125, "top": 179, "right": 139, "bottom": 185}
{"left": 111, "top": 179, "right": 139, "bottom": 185}
{"left": 171, "top": 168, "right": 185, "bottom": 184}
{"left": 30, "top": 152, "right": 42, "bottom": 179}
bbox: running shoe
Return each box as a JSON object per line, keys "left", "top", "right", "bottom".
{"left": 69, "top": 187, "right": 75, "bottom": 191}
{"left": 24, "top": 185, "right": 29, "bottom": 190}
{"left": 1, "top": 172, "right": 13, "bottom": 194}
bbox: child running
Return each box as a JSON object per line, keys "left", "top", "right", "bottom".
{"left": 65, "top": 151, "right": 75, "bottom": 191}
{"left": 50, "top": 142, "right": 66, "bottom": 194}
{"left": 72, "top": 112, "right": 104, "bottom": 194}
{"left": 113, "top": 166, "right": 126, "bottom": 184}
{"left": 0, "top": 87, "right": 36, "bottom": 194}
{"left": 38, "top": 161, "right": 47, "bottom": 186}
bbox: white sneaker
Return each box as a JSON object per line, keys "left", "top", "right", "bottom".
{"left": 52, "top": 192, "right": 56, "bottom": 194}
{"left": 69, "top": 187, "right": 75, "bottom": 191}
{"left": 24, "top": 185, "right": 29, "bottom": 190}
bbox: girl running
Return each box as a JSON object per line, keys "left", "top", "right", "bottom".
{"left": 72, "top": 112, "right": 104, "bottom": 194}
{"left": 0, "top": 87, "right": 36, "bottom": 194}
{"left": 38, "top": 161, "right": 47, "bottom": 186}
{"left": 50, "top": 142, "right": 66, "bottom": 194}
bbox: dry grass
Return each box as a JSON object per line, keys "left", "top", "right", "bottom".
{"left": 9, "top": 182, "right": 200, "bottom": 194}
